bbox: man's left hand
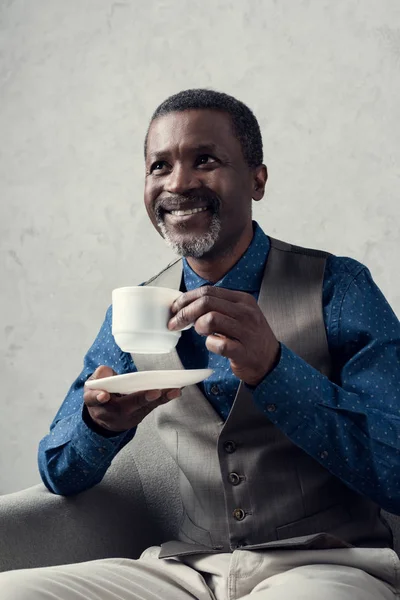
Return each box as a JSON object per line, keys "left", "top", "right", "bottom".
{"left": 168, "top": 286, "right": 280, "bottom": 387}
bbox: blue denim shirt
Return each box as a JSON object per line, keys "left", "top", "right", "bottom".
{"left": 38, "top": 223, "right": 400, "bottom": 514}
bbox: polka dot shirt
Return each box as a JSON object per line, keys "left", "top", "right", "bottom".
{"left": 38, "top": 223, "right": 400, "bottom": 512}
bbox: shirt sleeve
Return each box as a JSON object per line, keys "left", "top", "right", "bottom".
{"left": 252, "top": 262, "right": 400, "bottom": 515}
{"left": 38, "top": 306, "right": 137, "bottom": 496}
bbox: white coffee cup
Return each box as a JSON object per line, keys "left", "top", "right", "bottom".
{"left": 112, "top": 286, "right": 186, "bottom": 354}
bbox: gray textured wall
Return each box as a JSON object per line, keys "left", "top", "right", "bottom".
{"left": 0, "top": 0, "right": 399, "bottom": 494}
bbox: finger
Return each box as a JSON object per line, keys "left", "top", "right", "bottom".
{"left": 205, "top": 334, "right": 244, "bottom": 360}
{"left": 84, "top": 388, "right": 111, "bottom": 407}
{"left": 194, "top": 312, "right": 243, "bottom": 340}
{"left": 152, "top": 389, "right": 184, "bottom": 408}
{"left": 165, "top": 388, "right": 182, "bottom": 400}
{"left": 85, "top": 366, "right": 119, "bottom": 405}
{"left": 87, "top": 388, "right": 184, "bottom": 432}
{"left": 144, "top": 389, "right": 163, "bottom": 402}
{"left": 87, "top": 365, "right": 117, "bottom": 381}
{"left": 169, "top": 296, "right": 249, "bottom": 331}
{"left": 104, "top": 388, "right": 163, "bottom": 408}
{"left": 85, "top": 368, "right": 115, "bottom": 405}
{"left": 171, "top": 286, "right": 251, "bottom": 314}
{"left": 104, "top": 388, "right": 183, "bottom": 428}
{"left": 145, "top": 388, "right": 182, "bottom": 403}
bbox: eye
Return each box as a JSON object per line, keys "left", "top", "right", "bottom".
{"left": 195, "top": 155, "right": 218, "bottom": 167}
{"left": 150, "top": 160, "right": 168, "bottom": 174}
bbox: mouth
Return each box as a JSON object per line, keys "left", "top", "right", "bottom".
{"left": 167, "top": 206, "right": 209, "bottom": 217}
{"left": 156, "top": 203, "right": 213, "bottom": 225}
{"left": 163, "top": 206, "right": 211, "bottom": 225}
{"left": 154, "top": 192, "right": 220, "bottom": 228}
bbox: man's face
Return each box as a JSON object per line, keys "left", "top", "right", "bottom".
{"left": 144, "top": 109, "right": 260, "bottom": 259}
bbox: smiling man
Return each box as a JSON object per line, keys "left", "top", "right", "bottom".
{"left": 1, "top": 89, "right": 400, "bottom": 600}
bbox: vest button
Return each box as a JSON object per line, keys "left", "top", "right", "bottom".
{"left": 267, "top": 404, "right": 276, "bottom": 412}
{"left": 224, "top": 441, "right": 237, "bottom": 454}
{"left": 228, "top": 472, "right": 241, "bottom": 486}
{"left": 233, "top": 508, "right": 246, "bottom": 521}
{"left": 210, "top": 384, "right": 220, "bottom": 396}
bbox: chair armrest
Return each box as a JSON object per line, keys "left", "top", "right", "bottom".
{"left": 0, "top": 449, "right": 158, "bottom": 572}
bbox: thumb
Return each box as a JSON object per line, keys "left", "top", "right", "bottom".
{"left": 89, "top": 365, "right": 117, "bottom": 380}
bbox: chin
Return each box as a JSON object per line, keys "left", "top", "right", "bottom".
{"left": 160, "top": 226, "right": 220, "bottom": 259}
{"left": 158, "top": 213, "right": 222, "bottom": 259}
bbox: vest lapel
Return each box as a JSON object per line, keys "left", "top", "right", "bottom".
{"left": 260, "top": 237, "right": 331, "bottom": 376}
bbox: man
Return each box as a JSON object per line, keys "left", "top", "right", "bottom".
{"left": 1, "top": 89, "right": 400, "bottom": 599}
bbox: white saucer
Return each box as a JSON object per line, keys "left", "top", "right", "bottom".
{"left": 85, "top": 369, "right": 213, "bottom": 395}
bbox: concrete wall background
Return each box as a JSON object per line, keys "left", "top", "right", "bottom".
{"left": 0, "top": 0, "right": 399, "bottom": 494}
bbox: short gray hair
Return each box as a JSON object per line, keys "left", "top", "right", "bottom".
{"left": 145, "top": 88, "right": 263, "bottom": 168}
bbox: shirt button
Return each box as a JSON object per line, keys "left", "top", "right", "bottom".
{"left": 233, "top": 508, "right": 246, "bottom": 521}
{"left": 267, "top": 404, "right": 276, "bottom": 412}
{"left": 320, "top": 450, "right": 329, "bottom": 459}
{"left": 224, "top": 441, "right": 237, "bottom": 454}
{"left": 210, "top": 384, "right": 220, "bottom": 396}
{"left": 228, "top": 472, "right": 241, "bottom": 486}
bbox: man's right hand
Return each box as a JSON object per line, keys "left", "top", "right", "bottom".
{"left": 83, "top": 365, "right": 181, "bottom": 433}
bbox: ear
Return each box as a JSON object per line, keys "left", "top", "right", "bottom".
{"left": 252, "top": 164, "right": 268, "bottom": 202}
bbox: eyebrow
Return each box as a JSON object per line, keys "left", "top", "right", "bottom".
{"left": 147, "top": 143, "right": 222, "bottom": 162}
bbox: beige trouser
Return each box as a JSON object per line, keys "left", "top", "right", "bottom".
{"left": 0, "top": 545, "right": 399, "bottom": 600}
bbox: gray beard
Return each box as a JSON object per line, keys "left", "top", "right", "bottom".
{"left": 157, "top": 213, "right": 222, "bottom": 258}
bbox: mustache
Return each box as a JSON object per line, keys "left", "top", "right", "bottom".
{"left": 154, "top": 190, "right": 220, "bottom": 220}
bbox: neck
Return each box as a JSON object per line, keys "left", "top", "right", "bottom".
{"left": 186, "top": 222, "right": 254, "bottom": 283}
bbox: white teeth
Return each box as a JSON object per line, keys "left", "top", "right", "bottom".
{"left": 170, "top": 207, "right": 208, "bottom": 216}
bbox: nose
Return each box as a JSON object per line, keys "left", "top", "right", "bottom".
{"left": 165, "top": 164, "right": 201, "bottom": 194}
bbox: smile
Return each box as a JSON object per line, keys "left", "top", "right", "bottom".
{"left": 168, "top": 207, "right": 209, "bottom": 217}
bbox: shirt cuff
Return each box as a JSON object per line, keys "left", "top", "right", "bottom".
{"left": 251, "top": 343, "right": 327, "bottom": 435}
{"left": 64, "top": 411, "right": 136, "bottom": 468}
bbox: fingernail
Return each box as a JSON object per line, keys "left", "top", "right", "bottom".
{"left": 145, "top": 390, "right": 162, "bottom": 402}
{"left": 166, "top": 389, "right": 181, "bottom": 400}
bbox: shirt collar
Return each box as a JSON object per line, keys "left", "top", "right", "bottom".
{"left": 182, "top": 221, "right": 270, "bottom": 292}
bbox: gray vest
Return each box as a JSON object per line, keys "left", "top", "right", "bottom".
{"left": 133, "top": 237, "right": 392, "bottom": 558}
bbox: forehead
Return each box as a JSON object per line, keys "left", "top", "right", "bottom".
{"left": 146, "top": 109, "right": 242, "bottom": 158}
